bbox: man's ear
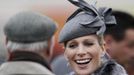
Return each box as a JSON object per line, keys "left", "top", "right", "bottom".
{"left": 45, "top": 40, "right": 52, "bottom": 57}
{"left": 104, "top": 35, "right": 114, "bottom": 50}
{"left": 42, "top": 41, "right": 52, "bottom": 62}
{"left": 45, "top": 37, "right": 55, "bottom": 61}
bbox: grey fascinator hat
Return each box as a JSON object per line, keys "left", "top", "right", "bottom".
{"left": 59, "top": 0, "right": 116, "bottom": 43}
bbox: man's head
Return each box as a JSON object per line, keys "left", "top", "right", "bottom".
{"left": 4, "top": 11, "right": 57, "bottom": 61}
{"left": 104, "top": 11, "right": 134, "bottom": 67}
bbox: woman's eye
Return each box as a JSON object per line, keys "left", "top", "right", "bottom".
{"left": 68, "top": 44, "right": 77, "bottom": 48}
{"left": 84, "top": 42, "right": 93, "bottom": 47}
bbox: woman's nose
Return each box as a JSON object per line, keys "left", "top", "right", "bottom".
{"left": 76, "top": 44, "right": 86, "bottom": 57}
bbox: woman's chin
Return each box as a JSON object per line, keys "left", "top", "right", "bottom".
{"left": 75, "top": 69, "right": 91, "bottom": 75}
{"left": 72, "top": 60, "right": 98, "bottom": 75}
{"left": 73, "top": 63, "right": 92, "bottom": 75}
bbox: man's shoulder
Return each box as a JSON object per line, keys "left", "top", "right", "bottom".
{"left": 0, "top": 61, "right": 54, "bottom": 75}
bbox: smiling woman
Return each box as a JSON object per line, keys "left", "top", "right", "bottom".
{"left": 65, "top": 35, "right": 103, "bottom": 75}
{"left": 58, "top": 0, "right": 127, "bottom": 75}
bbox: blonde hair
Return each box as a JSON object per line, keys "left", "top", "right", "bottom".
{"left": 97, "top": 34, "right": 105, "bottom": 46}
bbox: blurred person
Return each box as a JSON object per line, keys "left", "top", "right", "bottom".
{"left": 104, "top": 11, "right": 134, "bottom": 75}
{"left": 58, "top": 0, "right": 127, "bottom": 75}
{"left": 51, "top": 54, "right": 72, "bottom": 75}
{"left": 0, "top": 11, "right": 57, "bottom": 75}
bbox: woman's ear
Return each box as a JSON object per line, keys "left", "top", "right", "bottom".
{"left": 64, "top": 50, "right": 69, "bottom": 61}
{"left": 100, "top": 43, "right": 106, "bottom": 52}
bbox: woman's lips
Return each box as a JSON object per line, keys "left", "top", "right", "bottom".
{"left": 74, "top": 58, "right": 92, "bottom": 69}
{"left": 74, "top": 58, "right": 92, "bottom": 65}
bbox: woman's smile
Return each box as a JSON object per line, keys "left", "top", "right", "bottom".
{"left": 74, "top": 58, "right": 92, "bottom": 70}
{"left": 65, "top": 35, "right": 103, "bottom": 74}
{"left": 75, "top": 58, "right": 92, "bottom": 65}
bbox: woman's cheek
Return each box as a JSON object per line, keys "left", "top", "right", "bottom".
{"left": 65, "top": 48, "right": 75, "bottom": 59}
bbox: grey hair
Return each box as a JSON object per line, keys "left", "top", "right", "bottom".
{"left": 6, "top": 40, "right": 49, "bottom": 52}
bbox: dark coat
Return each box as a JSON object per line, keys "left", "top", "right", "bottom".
{"left": 0, "top": 51, "right": 54, "bottom": 75}
{"left": 93, "top": 60, "right": 127, "bottom": 75}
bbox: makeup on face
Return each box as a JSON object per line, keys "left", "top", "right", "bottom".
{"left": 65, "top": 35, "right": 103, "bottom": 75}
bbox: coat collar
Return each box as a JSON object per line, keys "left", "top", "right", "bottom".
{"left": 9, "top": 51, "right": 51, "bottom": 71}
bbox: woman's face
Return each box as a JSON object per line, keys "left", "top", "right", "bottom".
{"left": 64, "top": 35, "right": 104, "bottom": 75}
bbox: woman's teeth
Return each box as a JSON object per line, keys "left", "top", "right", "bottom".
{"left": 75, "top": 59, "right": 91, "bottom": 64}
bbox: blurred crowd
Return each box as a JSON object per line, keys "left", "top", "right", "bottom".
{"left": 0, "top": 0, "right": 134, "bottom": 75}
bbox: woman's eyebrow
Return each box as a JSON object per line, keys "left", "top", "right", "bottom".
{"left": 68, "top": 40, "right": 77, "bottom": 44}
{"left": 83, "top": 39, "right": 94, "bottom": 42}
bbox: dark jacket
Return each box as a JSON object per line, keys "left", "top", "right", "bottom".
{"left": 0, "top": 51, "right": 54, "bottom": 75}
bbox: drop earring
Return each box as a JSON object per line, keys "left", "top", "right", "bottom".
{"left": 100, "top": 52, "right": 107, "bottom": 64}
